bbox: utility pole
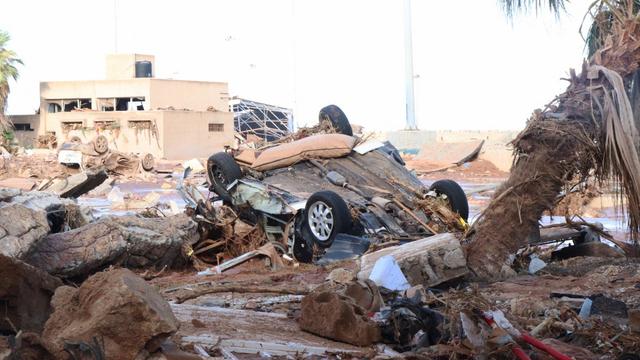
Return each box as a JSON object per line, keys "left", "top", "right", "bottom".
{"left": 403, "top": 0, "right": 417, "bottom": 130}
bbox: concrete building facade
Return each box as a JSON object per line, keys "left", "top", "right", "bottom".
{"left": 14, "top": 54, "right": 234, "bottom": 159}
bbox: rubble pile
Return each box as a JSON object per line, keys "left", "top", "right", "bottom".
{"left": 3, "top": 4, "right": 640, "bottom": 357}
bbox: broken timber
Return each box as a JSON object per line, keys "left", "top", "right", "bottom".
{"left": 357, "top": 232, "right": 467, "bottom": 287}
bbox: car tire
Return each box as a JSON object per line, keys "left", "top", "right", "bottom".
{"left": 304, "top": 190, "right": 351, "bottom": 248}
{"left": 141, "top": 153, "right": 155, "bottom": 171}
{"left": 319, "top": 105, "right": 353, "bottom": 136}
{"left": 93, "top": 135, "right": 109, "bottom": 154}
{"left": 207, "top": 152, "right": 242, "bottom": 201}
{"left": 429, "top": 179, "right": 469, "bottom": 221}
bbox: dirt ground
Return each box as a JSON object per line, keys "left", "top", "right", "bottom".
{"left": 2, "top": 151, "right": 638, "bottom": 358}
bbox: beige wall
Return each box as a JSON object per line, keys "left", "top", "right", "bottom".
{"left": 149, "top": 80, "right": 229, "bottom": 111}
{"left": 46, "top": 111, "right": 164, "bottom": 157}
{"left": 8, "top": 114, "right": 40, "bottom": 147}
{"left": 40, "top": 79, "right": 151, "bottom": 102}
{"left": 106, "top": 54, "right": 155, "bottom": 80}
{"left": 44, "top": 110, "right": 233, "bottom": 159}
{"left": 161, "top": 111, "right": 233, "bottom": 159}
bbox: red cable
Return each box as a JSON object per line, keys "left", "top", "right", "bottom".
{"left": 520, "top": 333, "right": 572, "bottom": 360}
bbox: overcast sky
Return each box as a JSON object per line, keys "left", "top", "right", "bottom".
{"left": 2, "top": 0, "right": 591, "bottom": 131}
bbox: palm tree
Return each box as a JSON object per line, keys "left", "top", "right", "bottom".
{"left": 467, "top": 0, "right": 640, "bottom": 278}
{"left": 0, "top": 30, "right": 22, "bottom": 141}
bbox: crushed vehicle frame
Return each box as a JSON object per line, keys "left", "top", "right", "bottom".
{"left": 205, "top": 105, "right": 470, "bottom": 262}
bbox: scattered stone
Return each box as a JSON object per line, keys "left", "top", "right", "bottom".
{"left": 299, "top": 289, "right": 381, "bottom": 346}
{"left": 326, "top": 268, "right": 355, "bottom": 284}
{"left": 0, "top": 254, "right": 62, "bottom": 334}
{"left": 42, "top": 268, "right": 179, "bottom": 359}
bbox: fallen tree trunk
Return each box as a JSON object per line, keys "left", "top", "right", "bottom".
{"left": 24, "top": 214, "right": 199, "bottom": 278}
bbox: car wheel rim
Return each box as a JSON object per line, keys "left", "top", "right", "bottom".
{"left": 308, "top": 201, "right": 334, "bottom": 242}
{"left": 213, "top": 168, "right": 226, "bottom": 185}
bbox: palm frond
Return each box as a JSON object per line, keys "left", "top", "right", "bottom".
{"left": 498, "top": 0, "right": 567, "bottom": 18}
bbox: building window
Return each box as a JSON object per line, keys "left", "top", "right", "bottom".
{"left": 13, "top": 123, "right": 33, "bottom": 131}
{"left": 47, "top": 102, "right": 62, "bottom": 113}
{"left": 115, "top": 97, "right": 145, "bottom": 111}
{"left": 61, "top": 121, "right": 84, "bottom": 131}
{"left": 94, "top": 120, "right": 118, "bottom": 130}
{"left": 128, "top": 120, "right": 153, "bottom": 129}
{"left": 208, "top": 123, "right": 224, "bottom": 132}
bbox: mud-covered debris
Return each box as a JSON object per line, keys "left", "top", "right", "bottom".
{"left": 42, "top": 268, "right": 178, "bottom": 360}
{"left": 24, "top": 214, "right": 198, "bottom": 278}
{"left": 552, "top": 241, "right": 625, "bottom": 260}
{"left": 379, "top": 297, "right": 445, "bottom": 352}
{"left": 358, "top": 232, "right": 467, "bottom": 288}
{"left": 0, "top": 203, "right": 49, "bottom": 259}
{"left": 299, "top": 289, "right": 381, "bottom": 346}
{"left": 0, "top": 254, "right": 62, "bottom": 334}
{"left": 41, "top": 169, "right": 108, "bottom": 198}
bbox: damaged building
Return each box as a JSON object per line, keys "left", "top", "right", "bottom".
{"left": 13, "top": 54, "right": 234, "bottom": 159}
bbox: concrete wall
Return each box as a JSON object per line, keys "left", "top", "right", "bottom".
{"left": 8, "top": 114, "right": 40, "bottom": 147}
{"left": 161, "top": 111, "right": 233, "bottom": 159}
{"left": 149, "top": 80, "right": 229, "bottom": 111}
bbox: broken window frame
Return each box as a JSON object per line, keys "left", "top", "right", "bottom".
{"left": 13, "top": 123, "right": 34, "bottom": 131}
{"left": 114, "top": 97, "right": 146, "bottom": 111}
{"left": 208, "top": 123, "right": 224, "bottom": 132}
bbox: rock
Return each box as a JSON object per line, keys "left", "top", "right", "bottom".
{"left": 24, "top": 214, "right": 198, "bottom": 278}
{"left": 358, "top": 233, "right": 467, "bottom": 287}
{"left": 0, "top": 203, "right": 50, "bottom": 259}
{"left": 299, "top": 290, "right": 381, "bottom": 346}
{"left": 326, "top": 268, "right": 355, "bottom": 284}
{"left": 0, "top": 188, "right": 92, "bottom": 231}
{"left": 629, "top": 308, "right": 640, "bottom": 333}
{"left": 0, "top": 254, "right": 62, "bottom": 334}
{"left": 42, "top": 268, "right": 179, "bottom": 360}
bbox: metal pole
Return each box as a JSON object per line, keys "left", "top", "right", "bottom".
{"left": 403, "top": 0, "right": 417, "bottom": 130}
{"left": 114, "top": 0, "right": 118, "bottom": 53}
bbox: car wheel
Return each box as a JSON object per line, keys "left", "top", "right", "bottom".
{"left": 141, "top": 153, "right": 155, "bottom": 171}
{"left": 429, "top": 179, "right": 469, "bottom": 221}
{"left": 304, "top": 190, "right": 351, "bottom": 248}
{"left": 93, "top": 135, "right": 109, "bottom": 154}
{"left": 319, "top": 105, "right": 353, "bottom": 136}
{"left": 207, "top": 152, "right": 242, "bottom": 201}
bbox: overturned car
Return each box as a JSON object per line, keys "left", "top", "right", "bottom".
{"left": 206, "top": 106, "right": 469, "bottom": 262}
